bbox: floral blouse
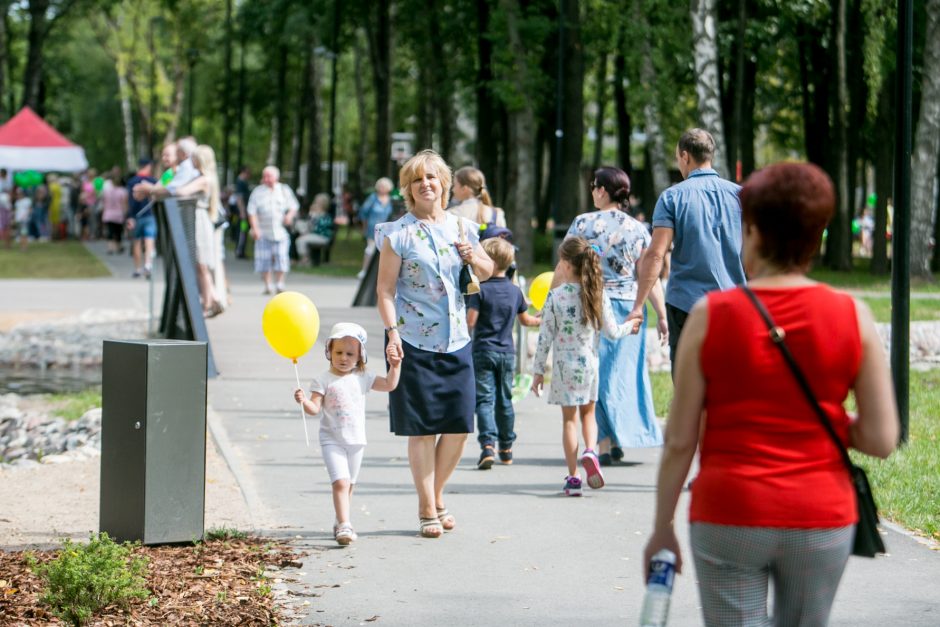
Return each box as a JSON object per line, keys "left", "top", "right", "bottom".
{"left": 532, "top": 283, "right": 634, "bottom": 406}
{"left": 375, "top": 212, "right": 480, "bottom": 353}
{"left": 565, "top": 209, "right": 651, "bottom": 301}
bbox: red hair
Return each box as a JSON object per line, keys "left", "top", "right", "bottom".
{"left": 740, "top": 162, "right": 835, "bottom": 269}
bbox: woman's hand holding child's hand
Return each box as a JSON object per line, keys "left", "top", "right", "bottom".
{"left": 386, "top": 342, "right": 403, "bottom": 366}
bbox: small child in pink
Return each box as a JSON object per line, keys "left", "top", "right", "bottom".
{"left": 294, "top": 322, "right": 401, "bottom": 545}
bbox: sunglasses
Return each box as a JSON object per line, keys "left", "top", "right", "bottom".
{"left": 591, "top": 182, "right": 604, "bottom": 191}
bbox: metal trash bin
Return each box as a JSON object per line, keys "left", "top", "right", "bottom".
{"left": 99, "top": 340, "right": 207, "bottom": 544}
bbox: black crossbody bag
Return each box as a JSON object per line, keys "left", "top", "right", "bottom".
{"left": 741, "top": 286, "right": 885, "bottom": 557}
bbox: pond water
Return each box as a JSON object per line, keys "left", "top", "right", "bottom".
{"left": 0, "top": 366, "right": 101, "bottom": 395}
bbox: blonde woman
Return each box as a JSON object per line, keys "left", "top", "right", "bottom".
{"left": 376, "top": 150, "right": 495, "bottom": 538}
{"left": 149, "top": 144, "right": 225, "bottom": 317}
{"left": 448, "top": 166, "right": 506, "bottom": 229}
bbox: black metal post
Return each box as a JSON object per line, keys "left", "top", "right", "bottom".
{"left": 552, "top": 0, "right": 565, "bottom": 263}
{"left": 892, "top": 0, "right": 912, "bottom": 443}
{"left": 327, "top": 0, "right": 341, "bottom": 197}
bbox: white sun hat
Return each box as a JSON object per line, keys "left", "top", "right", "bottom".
{"left": 327, "top": 322, "right": 368, "bottom": 363}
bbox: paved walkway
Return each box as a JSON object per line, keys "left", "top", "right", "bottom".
{"left": 4, "top": 241, "right": 939, "bottom": 626}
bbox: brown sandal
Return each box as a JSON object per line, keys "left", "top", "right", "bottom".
{"left": 419, "top": 517, "right": 443, "bottom": 538}
{"left": 436, "top": 507, "right": 456, "bottom": 531}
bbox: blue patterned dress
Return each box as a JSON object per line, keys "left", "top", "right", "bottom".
{"left": 565, "top": 209, "right": 663, "bottom": 447}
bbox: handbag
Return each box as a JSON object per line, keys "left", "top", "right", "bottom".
{"left": 457, "top": 218, "right": 480, "bottom": 295}
{"left": 741, "top": 286, "right": 885, "bottom": 558}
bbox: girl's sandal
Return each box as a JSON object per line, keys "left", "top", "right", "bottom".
{"left": 419, "top": 517, "right": 443, "bottom": 538}
{"left": 436, "top": 507, "right": 456, "bottom": 531}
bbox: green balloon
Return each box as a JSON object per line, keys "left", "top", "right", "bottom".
{"left": 13, "top": 171, "right": 28, "bottom": 187}
{"left": 160, "top": 169, "right": 175, "bottom": 186}
{"left": 867, "top": 193, "right": 877, "bottom": 208}
{"left": 29, "top": 171, "right": 43, "bottom": 187}
{"left": 852, "top": 219, "right": 860, "bottom": 235}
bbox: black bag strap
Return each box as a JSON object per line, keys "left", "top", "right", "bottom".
{"left": 740, "top": 286, "right": 855, "bottom": 473}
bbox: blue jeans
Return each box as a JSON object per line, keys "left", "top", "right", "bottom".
{"left": 474, "top": 350, "right": 516, "bottom": 449}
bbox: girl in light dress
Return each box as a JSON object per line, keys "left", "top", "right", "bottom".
{"left": 531, "top": 237, "right": 640, "bottom": 496}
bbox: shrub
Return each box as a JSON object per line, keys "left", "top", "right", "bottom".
{"left": 205, "top": 526, "right": 248, "bottom": 541}
{"left": 27, "top": 532, "right": 149, "bottom": 626}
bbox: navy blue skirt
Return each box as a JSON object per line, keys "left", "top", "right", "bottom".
{"left": 387, "top": 340, "right": 475, "bottom": 436}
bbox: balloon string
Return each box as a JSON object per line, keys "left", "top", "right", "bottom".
{"left": 293, "top": 359, "right": 310, "bottom": 447}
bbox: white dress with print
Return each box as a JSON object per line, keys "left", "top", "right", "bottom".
{"left": 532, "top": 283, "right": 633, "bottom": 406}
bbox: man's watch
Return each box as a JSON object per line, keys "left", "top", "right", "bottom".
{"left": 385, "top": 325, "right": 399, "bottom": 333}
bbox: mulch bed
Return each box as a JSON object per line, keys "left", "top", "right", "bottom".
{"left": 0, "top": 537, "right": 303, "bottom": 625}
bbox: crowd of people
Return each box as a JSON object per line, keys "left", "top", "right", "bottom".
{"left": 288, "top": 132, "right": 899, "bottom": 627}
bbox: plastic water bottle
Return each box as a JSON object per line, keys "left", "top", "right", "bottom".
{"left": 639, "top": 549, "right": 676, "bottom": 627}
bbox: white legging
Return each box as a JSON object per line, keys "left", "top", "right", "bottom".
{"left": 320, "top": 442, "right": 365, "bottom": 484}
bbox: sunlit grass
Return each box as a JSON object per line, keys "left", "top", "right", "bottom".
{"left": 0, "top": 242, "right": 109, "bottom": 279}
{"left": 860, "top": 297, "right": 940, "bottom": 323}
{"left": 46, "top": 387, "right": 102, "bottom": 421}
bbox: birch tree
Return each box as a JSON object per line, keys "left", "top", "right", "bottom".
{"left": 690, "top": 0, "right": 729, "bottom": 178}
{"left": 910, "top": 0, "right": 940, "bottom": 279}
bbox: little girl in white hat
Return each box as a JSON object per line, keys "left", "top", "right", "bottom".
{"left": 294, "top": 322, "right": 401, "bottom": 545}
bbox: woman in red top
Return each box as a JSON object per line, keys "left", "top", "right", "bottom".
{"left": 643, "top": 162, "right": 898, "bottom": 626}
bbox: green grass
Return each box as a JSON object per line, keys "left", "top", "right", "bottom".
{"left": 852, "top": 369, "right": 940, "bottom": 541}
{"left": 0, "top": 241, "right": 110, "bottom": 279}
{"left": 860, "top": 297, "right": 940, "bottom": 323}
{"left": 205, "top": 526, "right": 249, "bottom": 541}
{"left": 653, "top": 368, "right": 940, "bottom": 540}
{"left": 46, "top": 387, "right": 102, "bottom": 421}
{"left": 808, "top": 258, "right": 940, "bottom": 292}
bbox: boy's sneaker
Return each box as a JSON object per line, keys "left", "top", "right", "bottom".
{"left": 498, "top": 449, "right": 513, "bottom": 464}
{"left": 611, "top": 445, "right": 625, "bottom": 462}
{"left": 598, "top": 452, "right": 612, "bottom": 467}
{"left": 580, "top": 449, "right": 606, "bottom": 489}
{"left": 477, "top": 446, "right": 495, "bottom": 470}
{"left": 564, "top": 475, "right": 582, "bottom": 497}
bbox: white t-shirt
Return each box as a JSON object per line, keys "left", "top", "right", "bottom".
{"left": 247, "top": 183, "right": 299, "bottom": 241}
{"left": 14, "top": 197, "right": 31, "bottom": 223}
{"left": 310, "top": 370, "right": 376, "bottom": 446}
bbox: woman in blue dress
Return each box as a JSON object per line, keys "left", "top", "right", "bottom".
{"left": 358, "top": 177, "right": 394, "bottom": 278}
{"left": 563, "top": 167, "right": 668, "bottom": 463}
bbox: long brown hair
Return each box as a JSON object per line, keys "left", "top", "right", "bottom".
{"left": 558, "top": 237, "right": 604, "bottom": 330}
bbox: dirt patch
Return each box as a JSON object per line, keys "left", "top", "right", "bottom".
{"left": 0, "top": 537, "right": 300, "bottom": 625}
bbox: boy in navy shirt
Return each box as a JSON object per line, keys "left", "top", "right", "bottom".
{"left": 467, "top": 237, "right": 541, "bottom": 469}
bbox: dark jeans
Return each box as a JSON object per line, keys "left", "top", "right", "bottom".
{"left": 666, "top": 303, "right": 690, "bottom": 378}
{"left": 473, "top": 350, "right": 516, "bottom": 449}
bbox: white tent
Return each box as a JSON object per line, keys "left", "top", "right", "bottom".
{"left": 0, "top": 106, "right": 88, "bottom": 172}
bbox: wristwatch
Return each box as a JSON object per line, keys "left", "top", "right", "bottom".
{"left": 385, "top": 325, "right": 399, "bottom": 333}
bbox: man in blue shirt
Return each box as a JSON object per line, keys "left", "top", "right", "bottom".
{"left": 628, "top": 128, "right": 746, "bottom": 368}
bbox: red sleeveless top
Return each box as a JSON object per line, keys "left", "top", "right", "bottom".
{"left": 690, "top": 285, "right": 860, "bottom": 528}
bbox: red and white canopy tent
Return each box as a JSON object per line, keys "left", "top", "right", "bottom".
{"left": 0, "top": 107, "right": 88, "bottom": 172}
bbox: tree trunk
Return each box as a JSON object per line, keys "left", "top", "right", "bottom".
{"left": 0, "top": 2, "right": 11, "bottom": 121}
{"left": 22, "top": 0, "right": 49, "bottom": 111}
{"left": 117, "top": 64, "right": 136, "bottom": 171}
{"left": 476, "top": 0, "right": 498, "bottom": 194}
{"left": 740, "top": 55, "right": 756, "bottom": 178}
{"left": 271, "top": 42, "right": 289, "bottom": 170}
{"left": 591, "top": 52, "right": 607, "bottom": 171}
{"left": 498, "top": 0, "right": 537, "bottom": 271}
{"left": 637, "top": 8, "right": 669, "bottom": 199}
{"left": 428, "top": 0, "right": 452, "bottom": 161}
{"left": 910, "top": 0, "right": 940, "bottom": 279}
{"left": 690, "top": 0, "right": 729, "bottom": 178}
{"left": 729, "top": 0, "right": 746, "bottom": 180}
{"left": 352, "top": 28, "right": 369, "bottom": 197}
{"left": 612, "top": 41, "right": 631, "bottom": 175}
{"left": 304, "top": 37, "right": 322, "bottom": 201}
{"left": 163, "top": 59, "right": 186, "bottom": 145}
{"left": 824, "top": 0, "right": 852, "bottom": 270}
{"left": 365, "top": 0, "right": 391, "bottom": 178}
{"left": 221, "top": 0, "right": 233, "bottom": 184}
{"left": 291, "top": 48, "right": 310, "bottom": 198}
{"left": 872, "top": 74, "right": 893, "bottom": 275}
{"left": 557, "top": 0, "right": 583, "bottom": 225}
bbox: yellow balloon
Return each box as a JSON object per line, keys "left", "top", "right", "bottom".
{"left": 528, "top": 271, "right": 554, "bottom": 310}
{"left": 261, "top": 291, "right": 320, "bottom": 361}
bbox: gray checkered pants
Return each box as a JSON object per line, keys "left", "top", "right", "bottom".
{"left": 691, "top": 522, "right": 854, "bottom": 627}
